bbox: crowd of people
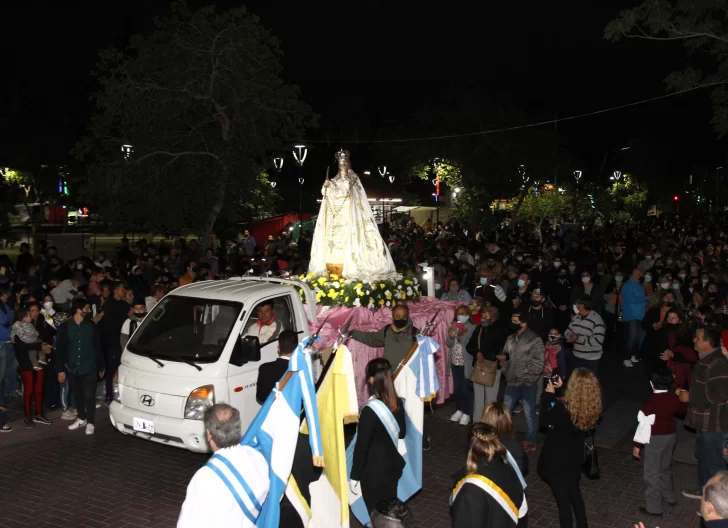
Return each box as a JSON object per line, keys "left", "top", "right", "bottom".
{"left": 3, "top": 214, "right": 728, "bottom": 527}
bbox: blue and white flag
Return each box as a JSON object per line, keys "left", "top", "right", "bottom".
{"left": 345, "top": 335, "right": 439, "bottom": 526}
{"left": 240, "top": 337, "right": 323, "bottom": 528}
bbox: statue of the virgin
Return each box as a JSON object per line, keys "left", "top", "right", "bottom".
{"left": 308, "top": 149, "right": 398, "bottom": 281}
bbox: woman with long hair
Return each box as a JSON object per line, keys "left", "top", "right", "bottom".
{"left": 480, "top": 402, "right": 528, "bottom": 476}
{"left": 653, "top": 310, "right": 697, "bottom": 390}
{"left": 447, "top": 305, "right": 476, "bottom": 426}
{"left": 451, "top": 423, "right": 527, "bottom": 527}
{"left": 350, "top": 358, "right": 406, "bottom": 517}
{"left": 539, "top": 368, "right": 603, "bottom": 528}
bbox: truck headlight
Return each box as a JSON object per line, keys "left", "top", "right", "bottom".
{"left": 112, "top": 381, "right": 121, "bottom": 403}
{"left": 184, "top": 385, "right": 215, "bottom": 420}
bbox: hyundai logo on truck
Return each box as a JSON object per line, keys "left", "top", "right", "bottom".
{"left": 140, "top": 395, "right": 155, "bottom": 407}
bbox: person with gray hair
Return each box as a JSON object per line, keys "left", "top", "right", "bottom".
{"left": 178, "top": 403, "right": 270, "bottom": 528}
{"left": 702, "top": 471, "right": 728, "bottom": 525}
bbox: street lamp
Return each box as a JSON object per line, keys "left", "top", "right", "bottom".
{"left": 273, "top": 157, "right": 284, "bottom": 172}
{"left": 378, "top": 166, "right": 387, "bottom": 178}
{"left": 364, "top": 171, "right": 371, "bottom": 176}
{"left": 121, "top": 144, "right": 133, "bottom": 160}
{"left": 610, "top": 171, "right": 622, "bottom": 182}
{"left": 573, "top": 170, "right": 582, "bottom": 183}
{"left": 388, "top": 174, "right": 395, "bottom": 183}
{"left": 292, "top": 144, "right": 308, "bottom": 240}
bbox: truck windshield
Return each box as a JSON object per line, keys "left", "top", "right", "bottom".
{"left": 127, "top": 296, "right": 242, "bottom": 363}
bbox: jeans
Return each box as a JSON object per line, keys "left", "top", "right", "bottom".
{"left": 504, "top": 383, "right": 538, "bottom": 444}
{"left": 451, "top": 365, "right": 470, "bottom": 414}
{"left": 473, "top": 369, "right": 502, "bottom": 423}
{"left": 623, "top": 320, "right": 645, "bottom": 360}
{"left": 69, "top": 372, "right": 98, "bottom": 425}
{"left": 696, "top": 430, "right": 727, "bottom": 489}
{"left": 570, "top": 356, "right": 600, "bottom": 376}
{"left": 0, "top": 342, "right": 18, "bottom": 401}
{"left": 60, "top": 377, "right": 76, "bottom": 410}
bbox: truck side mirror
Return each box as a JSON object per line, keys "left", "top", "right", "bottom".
{"left": 230, "top": 336, "right": 261, "bottom": 367}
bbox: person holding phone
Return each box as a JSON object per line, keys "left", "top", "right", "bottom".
{"left": 447, "top": 305, "right": 476, "bottom": 426}
{"left": 539, "top": 368, "right": 603, "bottom": 528}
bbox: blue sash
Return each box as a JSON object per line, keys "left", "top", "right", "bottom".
{"left": 505, "top": 449, "right": 527, "bottom": 490}
{"left": 206, "top": 452, "right": 262, "bottom": 524}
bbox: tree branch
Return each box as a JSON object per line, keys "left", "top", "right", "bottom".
{"left": 128, "top": 150, "right": 222, "bottom": 165}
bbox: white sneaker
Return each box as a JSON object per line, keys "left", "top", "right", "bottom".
{"left": 61, "top": 409, "right": 77, "bottom": 421}
{"left": 450, "top": 410, "right": 463, "bottom": 422}
{"left": 68, "top": 419, "right": 87, "bottom": 431}
{"left": 85, "top": 424, "right": 95, "bottom": 436}
{"left": 459, "top": 414, "right": 471, "bottom": 426}
{"left": 631, "top": 356, "right": 640, "bottom": 363}
{"left": 623, "top": 359, "right": 634, "bottom": 367}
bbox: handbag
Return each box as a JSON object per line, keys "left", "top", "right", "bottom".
{"left": 471, "top": 358, "right": 497, "bottom": 387}
{"left": 582, "top": 431, "right": 600, "bottom": 480}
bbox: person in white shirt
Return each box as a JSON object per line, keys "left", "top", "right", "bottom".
{"left": 178, "top": 404, "right": 270, "bottom": 528}
{"left": 243, "top": 299, "right": 283, "bottom": 345}
{"left": 145, "top": 285, "right": 165, "bottom": 312}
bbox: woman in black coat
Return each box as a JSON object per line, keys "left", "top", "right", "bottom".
{"left": 549, "top": 269, "right": 573, "bottom": 334}
{"left": 539, "top": 368, "right": 603, "bottom": 528}
{"left": 467, "top": 306, "right": 506, "bottom": 424}
{"left": 350, "top": 358, "right": 406, "bottom": 516}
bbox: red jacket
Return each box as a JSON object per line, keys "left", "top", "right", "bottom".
{"left": 634, "top": 391, "right": 687, "bottom": 447}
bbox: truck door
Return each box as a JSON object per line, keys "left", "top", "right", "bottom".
{"left": 227, "top": 292, "right": 303, "bottom": 433}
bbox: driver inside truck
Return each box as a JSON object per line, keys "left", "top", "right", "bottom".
{"left": 243, "top": 299, "right": 283, "bottom": 345}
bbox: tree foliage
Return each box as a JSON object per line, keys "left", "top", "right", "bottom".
{"left": 605, "top": 0, "right": 728, "bottom": 135}
{"left": 516, "top": 187, "right": 569, "bottom": 242}
{"left": 75, "top": 1, "right": 316, "bottom": 244}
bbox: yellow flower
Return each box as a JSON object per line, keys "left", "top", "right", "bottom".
{"left": 378, "top": 299, "right": 385, "bottom": 306}
{"left": 356, "top": 289, "right": 363, "bottom": 296}
{"left": 330, "top": 273, "right": 339, "bottom": 281}
{"left": 306, "top": 272, "right": 315, "bottom": 280}
{"left": 404, "top": 279, "right": 413, "bottom": 285}
{"left": 379, "top": 283, "right": 386, "bottom": 289}
{"left": 316, "top": 291, "right": 325, "bottom": 301}
{"left": 318, "top": 277, "right": 327, "bottom": 286}
{"left": 369, "top": 297, "right": 375, "bottom": 305}
{"left": 298, "top": 274, "right": 305, "bottom": 280}
{"left": 355, "top": 282, "right": 363, "bottom": 289}
{"left": 385, "top": 291, "right": 392, "bottom": 300}
{"left": 345, "top": 296, "right": 349, "bottom": 302}
{"left": 328, "top": 289, "right": 339, "bottom": 299}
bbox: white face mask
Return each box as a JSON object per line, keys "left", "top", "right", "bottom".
{"left": 573, "top": 304, "right": 579, "bottom": 314}
{"left": 660, "top": 282, "right": 670, "bottom": 290}
{"left": 76, "top": 264, "right": 83, "bottom": 270}
{"left": 43, "top": 302, "right": 53, "bottom": 311}
{"left": 582, "top": 276, "right": 590, "bottom": 284}
{"left": 457, "top": 315, "right": 469, "bottom": 324}
{"left": 553, "top": 261, "right": 562, "bottom": 269}
{"left": 435, "top": 283, "right": 442, "bottom": 291}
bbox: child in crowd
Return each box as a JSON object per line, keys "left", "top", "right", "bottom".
{"left": 536, "top": 328, "right": 566, "bottom": 407}
{"left": 11, "top": 309, "right": 45, "bottom": 370}
{"left": 632, "top": 369, "right": 687, "bottom": 516}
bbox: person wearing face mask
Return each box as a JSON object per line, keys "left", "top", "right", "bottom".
{"left": 515, "top": 273, "right": 533, "bottom": 305}
{"left": 55, "top": 299, "right": 105, "bottom": 436}
{"left": 447, "top": 306, "right": 477, "bottom": 426}
{"left": 350, "top": 304, "right": 420, "bottom": 371}
{"left": 642, "top": 271, "right": 655, "bottom": 303}
{"left": 526, "top": 288, "right": 554, "bottom": 342}
{"left": 622, "top": 268, "right": 648, "bottom": 368}
{"left": 467, "top": 297, "right": 485, "bottom": 326}
{"left": 467, "top": 306, "right": 506, "bottom": 423}
{"left": 565, "top": 295, "right": 606, "bottom": 375}
{"left": 550, "top": 268, "right": 573, "bottom": 334}
{"left": 594, "top": 263, "right": 612, "bottom": 291}
{"left": 567, "top": 261, "right": 579, "bottom": 284}
{"left": 500, "top": 311, "right": 544, "bottom": 453}
{"left": 653, "top": 311, "right": 698, "bottom": 390}
{"left": 706, "top": 283, "right": 725, "bottom": 310}
{"left": 120, "top": 300, "right": 147, "bottom": 352}
{"left": 570, "top": 270, "right": 605, "bottom": 317}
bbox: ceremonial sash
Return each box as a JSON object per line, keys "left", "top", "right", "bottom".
{"left": 206, "top": 453, "right": 262, "bottom": 524}
{"left": 505, "top": 449, "right": 527, "bottom": 490}
{"left": 451, "top": 473, "right": 528, "bottom": 525}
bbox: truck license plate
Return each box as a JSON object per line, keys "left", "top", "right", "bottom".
{"left": 133, "top": 417, "right": 154, "bottom": 434}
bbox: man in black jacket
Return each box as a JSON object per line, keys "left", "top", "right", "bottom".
{"left": 256, "top": 330, "right": 297, "bottom": 404}
{"left": 56, "top": 299, "right": 104, "bottom": 435}
{"left": 97, "top": 282, "right": 129, "bottom": 405}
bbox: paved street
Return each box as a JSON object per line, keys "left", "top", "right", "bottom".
{"left": 0, "top": 353, "right": 707, "bottom": 528}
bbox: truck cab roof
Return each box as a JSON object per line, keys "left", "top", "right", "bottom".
{"left": 169, "top": 279, "right": 294, "bottom": 303}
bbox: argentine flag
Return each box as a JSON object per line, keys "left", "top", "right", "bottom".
{"left": 346, "top": 335, "right": 439, "bottom": 526}
{"left": 241, "top": 337, "right": 323, "bottom": 528}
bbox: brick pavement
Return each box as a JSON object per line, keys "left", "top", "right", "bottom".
{"left": 0, "top": 353, "right": 709, "bottom": 528}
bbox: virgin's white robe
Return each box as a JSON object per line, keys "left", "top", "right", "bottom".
{"left": 309, "top": 170, "right": 398, "bottom": 281}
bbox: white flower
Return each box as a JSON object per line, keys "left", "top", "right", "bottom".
{"left": 356, "top": 289, "right": 363, "bottom": 296}
{"left": 343, "top": 279, "right": 352, "bottom": 284}
{"left": 384, "top": 290, "right": 391, "bottom": 297}
{"left": 397, "top": 285, "right": 402, "bottom": 289}
{"left": 353, "top": 298, "right": 361, "bottom": 307}
{"left": 366, "top": 290, "right": 370, "bottom": 295}
{"left": 367, "top": 299, "right": 375, "bottom": 309}
{"left": 332, "top": 281, "right": 341, "bottom": 289}
{"left": 386, "top": 301, "right": 391, "bottom": 307}
{"left": 396, "top": 291, "right": 402, "bottom": 299}
{"left": 407, "top": 287, "right": 413, "bottom": 296}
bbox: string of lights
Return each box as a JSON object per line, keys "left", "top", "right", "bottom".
{"left": 300, "top": 81, "right": 727, "bottom": 145}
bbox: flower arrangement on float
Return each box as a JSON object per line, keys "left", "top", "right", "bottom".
{"left": 296, "top": 273, "right": 422, "bottom": 309}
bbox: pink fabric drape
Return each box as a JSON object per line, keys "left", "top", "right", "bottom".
{"left": 308, "top": 298, "right": 459, "bottom": 405}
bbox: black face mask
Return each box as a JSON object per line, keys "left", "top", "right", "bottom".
{"left": 510, "top": 322, "right": 523, "bottom": 331}
{"left": 530, "top": 299, "right": 542, "bottom": 307}
{"left": 667, "top": 322, "right": 680, "bottom": 330}
{"left": 392, "top": 319, "right": 407, "bottom": 329}
{"left": 663, "top": 301, "right": 674, "bottom": 308}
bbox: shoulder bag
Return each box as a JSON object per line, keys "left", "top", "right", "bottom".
{"left": 582, "top": 430, "right": 600, "bottom": 480}
{"left": 470, "top": 327, "right": 497, "bottom": 387}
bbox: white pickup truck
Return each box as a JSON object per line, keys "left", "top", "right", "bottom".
{"left": 108, "top": 277, "right": 317, "bottom": 453}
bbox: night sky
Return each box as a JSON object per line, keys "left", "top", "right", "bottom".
{"left": 0, "top": 1, "right": 724, "bottom": 202}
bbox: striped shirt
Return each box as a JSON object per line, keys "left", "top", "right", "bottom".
{"left": 565, "top": 310, "right": 606, "bottom": 360}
